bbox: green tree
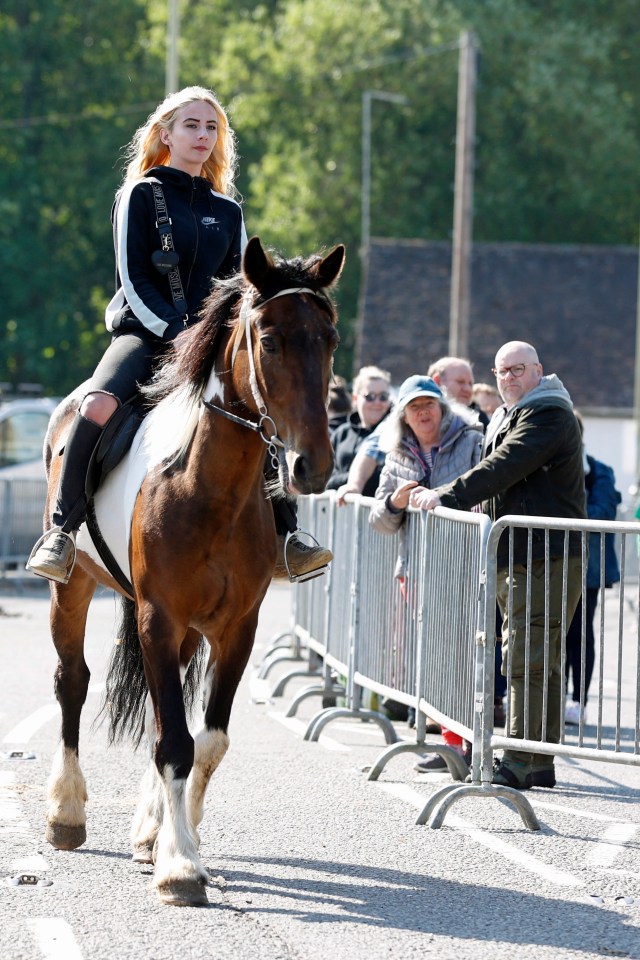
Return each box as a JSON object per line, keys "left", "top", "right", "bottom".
{"left": 0, "top": 1, "right": 163, "bottom": 394}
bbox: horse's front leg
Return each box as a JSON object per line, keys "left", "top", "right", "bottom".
{"left": 187, "top": 615, "right": 258, "bottom": 834}
{"left": 45, "top": 574, "right": 96, "bottom": 850}
{"left": 131, "top": 628, "right": 202, "bottom": 862}
{"left": 140, "top": 610, "right": 208, "bottom": 907}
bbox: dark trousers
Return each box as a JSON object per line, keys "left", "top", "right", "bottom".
{"left": 565, "top": 587, "right": 598, "bottom": 704}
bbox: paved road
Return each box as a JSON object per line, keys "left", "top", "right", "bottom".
{"left": 0, "top": 581, "right": 639, "bottom": 960}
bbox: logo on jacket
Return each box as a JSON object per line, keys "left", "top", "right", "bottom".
{"left": 202, "top": 217, "right": 218, "bottom": 227}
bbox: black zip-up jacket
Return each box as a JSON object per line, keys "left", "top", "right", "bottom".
{"left": 435, "top": 375, "right": 586, "bottom": 564}
{"left": 105, "top": 165, "right": 246, "bottom": 342}
{"left": 326, "top": 409, "right": 391, "bottom": 496}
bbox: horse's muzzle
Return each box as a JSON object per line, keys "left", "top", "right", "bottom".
{"left": 288, "top": 451, "right": 333, "bottom": 496}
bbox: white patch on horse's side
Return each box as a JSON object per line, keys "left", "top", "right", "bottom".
{"left": 76, "top": 414, "right": 152, "bottom": 582}
{"left": 142, "top": 384, "right": 201, "bottom": 470}
{"left": 76, "top": 372, "right": 225, "bottom": 585}
{"left": 46, "top": 744, "right": 87, "bottom": 828}
{"left": 153, "top": 767, "right": 207, "bottom": 888}
{"left": 187, "top": 728, "right": 230, "bottom": 831}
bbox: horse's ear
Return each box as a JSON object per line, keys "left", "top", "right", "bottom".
{"left": 312, "top": 244, "right": 346, "bottom": 289}
{"left": 243, "top": 236, "right": 274, "bottom": 289}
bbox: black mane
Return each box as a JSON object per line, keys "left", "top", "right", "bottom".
{"left": 142, "top": 250, "right": 336, "bottom": 405}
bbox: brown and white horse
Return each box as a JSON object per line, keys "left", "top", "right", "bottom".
{"left": 42, "top": 237, "right": 344, "bottom": 905}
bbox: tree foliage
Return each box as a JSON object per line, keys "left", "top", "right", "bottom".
{"left": 1, "top": 0, "right": 637, "bottom": 391}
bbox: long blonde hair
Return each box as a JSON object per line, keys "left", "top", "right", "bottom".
{"left": 121, "top": 86, "right": 238, "bottom": 196}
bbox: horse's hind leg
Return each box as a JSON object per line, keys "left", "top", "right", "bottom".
{"left": 130, "top": 692, "right": 163, "bottom": 863}
{"left": 45, "top": 573, "right": 96, "bottom": 850}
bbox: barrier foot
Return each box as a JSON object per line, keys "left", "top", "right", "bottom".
{"left": 270, "top": 666, "right": 321, "bottom": 698}
{"left": 284, "top": 683, "right": 345, "bottom": 718}
{"left": 261, "top": 629, "right": 295, "bottom": 659}
{"left": 416, "top": 781, "right": 541, "bottom": 831}
{"left": 304, "top": 708, "right": 400, "bottom": 744}
{"left": 257, "top": 650, "right": 304, "bottom": 679}
{"left": 367, "top": 741, "right": 425, "bottom": 781}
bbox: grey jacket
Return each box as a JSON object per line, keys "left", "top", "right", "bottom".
{"left": 369, "top": 407, "right": 483, "bottom": 576}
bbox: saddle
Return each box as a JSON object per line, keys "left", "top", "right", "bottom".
{"left": 84, "top": 396, "right": 146, "bottom": 595}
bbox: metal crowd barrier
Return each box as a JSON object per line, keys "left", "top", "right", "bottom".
{"left": 0, "top": 477, "right": 47, "bottom": 574}
{"left": 424, "top": 515, "right": 640, "bottom": 830}
{"left": 262, "top": 495, "right": 640, "bottom": 833}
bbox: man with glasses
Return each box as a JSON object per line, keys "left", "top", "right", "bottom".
{"left": 411, "top": 341, "right": 585, "bottom": 790}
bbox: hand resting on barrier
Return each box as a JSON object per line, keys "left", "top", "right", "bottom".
{"left": 409, "top": 486, "right": 441, "bottom": 511}
{"left": 389, "top": 480, "right": 419, "bottom": 510}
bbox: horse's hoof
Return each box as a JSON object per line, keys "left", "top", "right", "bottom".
{"left": 156, "top": 878, "right": 209, "bottom": 907}
{"left": 131, "top": 842, "right": 155, "bottom": 864}
{"left": 45, "top": 821, "right": 86, "bottom": 850}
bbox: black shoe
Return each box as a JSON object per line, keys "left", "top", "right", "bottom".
{"left": 492, "top": 759, "right": 532, "bottom": 790}
{"left": 414, "top": 754, "right": 448, "bottom": 772}
{"left": 530, "top": 767, "right": 556, "bottom": 788}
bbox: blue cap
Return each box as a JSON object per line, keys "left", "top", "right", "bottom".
{"left": 396, "top": 375, "right": 443, "bottom": 411}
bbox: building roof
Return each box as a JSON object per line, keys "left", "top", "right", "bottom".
{"left": 355, "top": 240, "right": 639, "bottom": 411}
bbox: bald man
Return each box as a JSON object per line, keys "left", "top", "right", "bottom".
{"left": 411, "top": 341, "right": 586, "bottom": 790}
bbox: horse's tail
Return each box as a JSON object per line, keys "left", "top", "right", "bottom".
{"left": 101, "top": 597, "right": 207, "bottom": 747}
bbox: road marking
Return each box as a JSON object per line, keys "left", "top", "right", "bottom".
{"left": 269, "top": 713, "right": 351, "bottom": 752}
{"left": 587, "top": 823, "right": 638, "bottom": 868}
{"left": 530, "top": 797, "right": 640, "bottom": 824}
{"left": 380, "top": 782, "right": 583, "bottom": 888}
{"left": 2, "top": 684, "right": 104, "bottom": 745}
{"left": 0, "top": 771, "right": 51, "bottom": 870}
{"left": 2, "top": 705, "right": 60, "bottom": 745}
{"left": 27, "top": 919, "right": 83, "bottom": 960}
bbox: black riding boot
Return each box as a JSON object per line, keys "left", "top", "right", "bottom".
{"left": 26, "top": 413, "right": 104, "bottom": 583}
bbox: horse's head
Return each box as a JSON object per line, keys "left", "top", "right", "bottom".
{"left": 237, "top": 237, "right": 345, "bottom": 495}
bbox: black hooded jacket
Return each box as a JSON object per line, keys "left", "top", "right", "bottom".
{"left": 105, "top": 165, "right": 245, "bottom": 342}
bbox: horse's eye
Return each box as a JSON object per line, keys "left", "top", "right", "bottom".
{"left": 260, "top": 336, "right": 278, "bottom": 354}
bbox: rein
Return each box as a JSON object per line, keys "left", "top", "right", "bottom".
{"left": 204, "top": 284, "right": 329, "bottom": 474}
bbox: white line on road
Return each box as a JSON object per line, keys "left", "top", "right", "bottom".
{"left": 269, "top": 712, "right": 351, "bottom": 752}
{"left": 380, "top": 782, "right": 583, "bottom": 888}
{"left": 2, "top": 684, "right": 104, "bottom": 745}
{"left": 2, "top": 704, "right": 60, "bottom": 745}
{"left": 587, "top": 823, "right": 638, "bottom": 868}
{"left": 0, "top": 771, "right": 51, "bottom": 871}
{"left": 27, "top": 919, "right": 83, "bottom": 960}
{"left": 530, "top": 797, "right": 640, "bottom": 824}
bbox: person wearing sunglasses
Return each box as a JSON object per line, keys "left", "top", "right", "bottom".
{"left": 325, "top": 366, "right": 392, "bottom": 498}
{"left": 409, "top": 341, "right": 586, "bottom": 790}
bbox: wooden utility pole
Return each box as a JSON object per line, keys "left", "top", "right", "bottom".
{"left": 449, "top": 31, "right": 477, "bottom": 358}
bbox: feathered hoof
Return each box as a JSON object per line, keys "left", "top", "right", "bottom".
{"left": 131, "top": 841, "right": 155, "bottom": 864}
{"left": 156, "top": 877, "right": 209, "bottom": 907}
{"left": 45, "top": 820, "right": 86, "bottom": 850}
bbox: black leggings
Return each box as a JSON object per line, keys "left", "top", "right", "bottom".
{"left": 85, "top": 332, "right": 162, "bottom": 404}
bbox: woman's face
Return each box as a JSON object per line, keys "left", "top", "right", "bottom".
{"left": 161, "top": 100, "right": 219, "bottom": 175}
{"left": 355, "top": 378, "right": 391, "bottom": 428}
{"left": 403, "top": 397, "right": 442, "bottom": 447}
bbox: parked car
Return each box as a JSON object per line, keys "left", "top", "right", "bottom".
{"left": 0, "top": 398, "right": 58, "bottom": 566}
